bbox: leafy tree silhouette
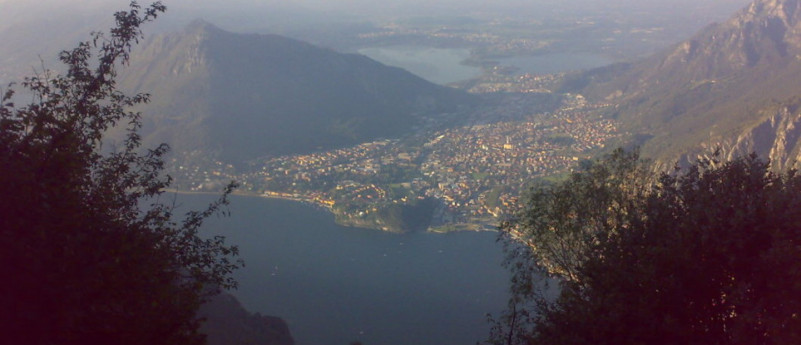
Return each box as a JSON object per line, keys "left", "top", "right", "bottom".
{"left": 0, "top": 2, "right": 241, "bottom": 344}
{"left": 490, "top": 149, "right": 801, "bottom": 345}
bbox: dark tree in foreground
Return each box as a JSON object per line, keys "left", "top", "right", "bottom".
{"left": 0, "top": 2, "right": 240, "bottom": 344}
{"left": 491, "top": 149, "right": 801, "bottom": 345}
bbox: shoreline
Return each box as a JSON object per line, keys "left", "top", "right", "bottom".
{"left": 165, "top": 188, "right": 496, "bottom": 233}
{"left": 164, "top": 189, "right": 327, "bottom": 207}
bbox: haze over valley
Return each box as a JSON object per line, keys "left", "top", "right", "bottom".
{"left": 7, "top": 0, "right": 801, "bottom": 344}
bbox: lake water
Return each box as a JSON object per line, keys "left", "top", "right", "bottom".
{"left": 190, "top": 194, "right": 510, "bottom": 345}
{"left": 358, "top": 46, "right": 482, "bottom": 85}
{"left": 358, "top": 46, "right": 613, "bottom": 84}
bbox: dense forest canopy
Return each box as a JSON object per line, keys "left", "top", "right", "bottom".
{"left": 491, "top": 149, "right": 801, "bottom": 344}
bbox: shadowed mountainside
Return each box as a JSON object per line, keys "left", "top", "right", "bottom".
{"left": 199, "top": 293, "right": 294, "bottom": 345}
{"left": 120, "top": 20, "right": 474, "bottom": 164}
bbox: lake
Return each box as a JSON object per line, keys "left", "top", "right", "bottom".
{"left": 358, "top": 45, "right": 613, "bottom": 85}
{"left": 189, "top": 194, "right": 510, "bottom": 345}
{"left": 358, "top": 46, "right": 482, "bottom": 85}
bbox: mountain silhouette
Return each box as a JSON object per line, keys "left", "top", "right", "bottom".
{"left": 120, "top": 20, "right": 473, "bottom": 164}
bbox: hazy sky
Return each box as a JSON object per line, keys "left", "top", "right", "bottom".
{"left": 0, "top": 0, "right": 753, "bottom": 82}
{"left": 0, "top": 0, "right": 755, "bottom": 47}
{"left": 0, "top": 0, "right": 754, "bottom": 106}
{"left": 1, "top": 0, "right": 753, "bottom": 22}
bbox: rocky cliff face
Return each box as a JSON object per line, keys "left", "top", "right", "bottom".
{"left": 668, "top": 99, "right": 801, "bottom": 171}
{"left": 724, "top": 102, "right": 801, "bottom": 170}
{"left": 604, "top": 0, "right": 801, "bottom": 95}
{"left": 670, "top": 0, "right": 801, "bottom": 72}
{"left": 568, "top": 0, "right": 801, "bottom": 169}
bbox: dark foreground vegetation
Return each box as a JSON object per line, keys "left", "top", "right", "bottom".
{"left": 0, "top": 2, "right": 242, "bottom": 344}
{"left": 491, "top": 149, "right": 801, "bottom": 344}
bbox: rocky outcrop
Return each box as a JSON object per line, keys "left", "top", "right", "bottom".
{"left": 199, "top": 293, "right": 294, "bottom": 345}
{"left": 565, "top": 0, "right": 801, "bottom": 167}
{"left": 726, "top": 103, "right": 801, "bottom": 170}
{"left": 655, "top": 98, "right": 801, "bottom": 171}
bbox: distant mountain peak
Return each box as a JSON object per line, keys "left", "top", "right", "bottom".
{"left": 570, "top": 0, "right": 801, "bottom": 169}
{"left": 700, "top": 0, "right": 801, "bottom": 67}
{"left": 604, "top": 0, "right": 801, "bottom": 87}
{"left": 120, "top": 22, "right": 472, "bottom": 163}
{"left": 744, "top": 0, "right": 801, "bottom": 22}
{"left": 184, "top": 18, "right": 218, "bottom": 32}
{"left": 182, "top": 19, "right": 227, "bottom": 44}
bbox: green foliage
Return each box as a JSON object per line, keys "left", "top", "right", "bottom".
{"left": 484, "top": 187, "right": 505, "bottom": 209}
{"left": 376, "top": 198, "right": 437, "bottom": 232}
{"left": 492, "top": 149, "right": 801, "bottom": 345}
{"left": 543, "top": 133, "right": 576, "bottom": 146}
{"left": 500, "top": 148, "right": 652, "bottom": 282}
{"left": 0, "top": 2, "right": 241, "bottom": 344}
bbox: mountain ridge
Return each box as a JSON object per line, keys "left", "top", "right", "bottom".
{"left": 564, "top": 0, "right": 801, "bottom": 168}
{"left": 120, "top": 20, "right": 474, "bottom": 164}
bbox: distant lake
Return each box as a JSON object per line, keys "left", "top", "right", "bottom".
{"left": 191, "top": 194, "right": 510, "bottom": 345}
{"left": 359, "top": 46, "right": 613, "bottom": 84}
{"left": 498, "top": 53, "right": 613, "bottom": 75}
{"left": 358, "top": 46, "right": 482, "bottom": 85}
